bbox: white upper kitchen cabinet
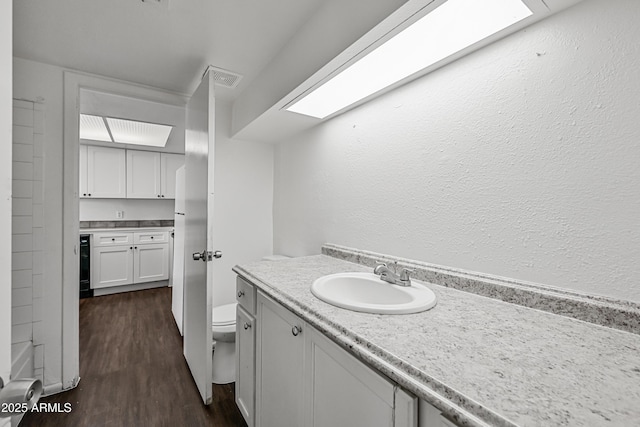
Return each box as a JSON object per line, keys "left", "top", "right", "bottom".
{"left": 83, "top": 145, "right": 127, "bottom": 198}
{"left": 126, "top": 149, "right": 162, "bottom": 199}
{"left": 160, "top": 153, "right": 185, "bottom": 199}
{"left": 79, "top": 144, "right": 88, "bottom": 197}
{"left": 126, "top": 150, "right": 184, "bottom": 199}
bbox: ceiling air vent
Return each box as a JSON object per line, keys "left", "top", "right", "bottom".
{"left": 209, "top": 67, "right": 243, "bottom": 89}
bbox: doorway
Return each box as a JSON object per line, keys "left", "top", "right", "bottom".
{"left": 62, "top": 71, "right": 189, "bottom": 389}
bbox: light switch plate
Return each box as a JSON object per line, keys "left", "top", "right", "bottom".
{"left": 116, "top": 210, "right": 124, "bottom": 219}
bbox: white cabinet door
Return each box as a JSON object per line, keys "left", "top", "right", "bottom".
{"left": 133, "top": 242, "right": 169, "bottom": 283}
{"left": 160, "top": 153, "right": 185, "bottom": 199}
{"left": 126, "top": 150, "right": 161, "bottom": 199}
{"left": 250, "top": 284, "right": 418, "bottom": 427}
{"left": 236, "top": 305, "right": 256, "bottom": 427}
{"left": 87, "top": 145, "right": 126, "bottom": 198}
{"left": 256, "top": 292, "right": 305, "bottom": 427}
{"left": 79, "top": 144, "right": 88, "bottom": 197}
{"left": 305, "top": 327, "right": 412, "bottom": 427}
{"left": 92, "top": 245, "right": 134, "bottom": 288}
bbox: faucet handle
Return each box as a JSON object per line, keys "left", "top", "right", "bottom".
{"left": 399, "top": 268, "right": 413, "bottom": 282}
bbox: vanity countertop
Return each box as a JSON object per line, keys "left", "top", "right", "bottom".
{"left": 234, "top": 255, "right": 640, "bottom": 427}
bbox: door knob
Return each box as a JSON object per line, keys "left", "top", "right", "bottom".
{"left": 193, "top": 250, "right": 222, "bottom": 262}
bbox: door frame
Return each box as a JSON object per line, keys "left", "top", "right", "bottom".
{"left": 61, "top": 71, "right": 187, "bottom": 389}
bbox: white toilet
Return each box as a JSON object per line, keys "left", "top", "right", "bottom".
{"left": 211, "top": 254, "right": 290, "bottom": 384}
{"left": 211, "top": 302, "right": 238, "bottom": 384}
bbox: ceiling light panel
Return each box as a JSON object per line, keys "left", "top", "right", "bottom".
{"left": 106, "top": 117, "right": 173, "bottom": 147}
{"left": 286, "top": 0, "right": 533, "bottom": 119}
{"left": 79, "top": 114, "right": 112, "bottom": 142}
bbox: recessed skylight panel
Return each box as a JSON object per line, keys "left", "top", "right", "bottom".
{"left": 106, "top": 118, "right": 173, "bottom": 147}
{"left": 286, "top": 0, "right": 533, "bottom": 119}
{"left": 79, "top": 114, "right": 111, "bottom": 142}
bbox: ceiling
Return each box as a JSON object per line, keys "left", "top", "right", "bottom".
{"left": 13, "top": 0, "right": 324, "bottom": 100}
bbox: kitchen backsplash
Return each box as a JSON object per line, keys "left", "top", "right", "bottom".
{"left": 80, "top": 220, "right": 174, "bottom": 229}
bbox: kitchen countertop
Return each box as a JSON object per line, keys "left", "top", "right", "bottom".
{"left": 79, "top": 227, "right": 173, "bottom": 233}
{"left": 233, "top": 255, "right": 640, "bottom": 427}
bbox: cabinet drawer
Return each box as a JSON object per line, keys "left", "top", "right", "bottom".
{"left": 93, "top": 232, "right": 133, "bottom": 246}
{"left": 134, "top": 231, "right": 168, "bottom": 244}
{"left": 237, "top": 276, "right": 256, "bottom": 314}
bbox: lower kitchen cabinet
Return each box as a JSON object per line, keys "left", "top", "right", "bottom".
{"left": 251, "top": 288, "right": 417, "bottom": 427}
{"left": 91, "top": 231, "right": 169, "bottom": 290}
{"left": 134, "top": 243, "right": 169, "bottom": 283}
{"left": 92, "top": 245, "right": 134, "bottom": 288}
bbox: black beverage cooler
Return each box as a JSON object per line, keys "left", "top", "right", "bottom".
{"left": 79, "top": 234, "right": 93, "bottom": 298}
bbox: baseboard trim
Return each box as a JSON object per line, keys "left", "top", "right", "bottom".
{"left": 93, "top": 280, "right": 168, "bottom": 296}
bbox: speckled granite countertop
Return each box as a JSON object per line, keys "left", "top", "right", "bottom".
{"left": 233, "top": 255, "right": 640, "bottom": 427}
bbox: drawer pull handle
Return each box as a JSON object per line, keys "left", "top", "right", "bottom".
{"left": 243, "top": 322, "right": 251, "bottom": 330}
{"left": 111, "top": 238, "right": 115, "bottom": 241}
{"left": 291, "top": 326, "right": 302, "bottom": 337}
{"left": 150, "top": 236, "right": 154, "bottom": 239}
{"left": 237, "top": 290, "right": 244, "bottom": 298}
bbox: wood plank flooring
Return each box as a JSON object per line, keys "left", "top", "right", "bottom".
{"left": 21, "top": 287, "right": 247, "bottom": 427}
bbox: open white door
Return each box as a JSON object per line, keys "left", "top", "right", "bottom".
{"left": 183, "top": 69, "right": 217, "bottom": 404}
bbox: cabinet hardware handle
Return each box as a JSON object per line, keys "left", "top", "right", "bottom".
{"left": 130, "top": 247, "right": 133, "bottom": 249}
{"left": 134, "top": 246, "right": 138, "bottom": 249}
{"left": 88, "top": 193, "right": 91, "bottom": 196}
{"left": 83, "top": 193, "right": 87, "bottom": 196}
{"left": 150, "top": 236, "right": 154, "bottom": 239}
{"left": 161, "top": 195, "right": 165, "bottom": 198}
{"left": 243, "top": 323, "right": 251, "bottom": 330}
{"left": 237, "top": 290, "right": 244, "bottom": 298}
{"left": 291, "top": 325, "right": 302, "bottom": 337}
{"left": 111, "top": 238, "right": 115, "bottom": 241}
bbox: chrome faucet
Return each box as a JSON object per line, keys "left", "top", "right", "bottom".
{"left": 373, "top": 261, "right": 413, "bottom": 287}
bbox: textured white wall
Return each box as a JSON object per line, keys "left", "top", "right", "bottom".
{"left": 274, "top": 0, "right": 640, "bottom": 303}
{"left": 213, "top": 102, "right": 274, "bottom": 306}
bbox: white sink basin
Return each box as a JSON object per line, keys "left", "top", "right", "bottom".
{"left": 311, "top": 272, "right": 437, "bottom": 314}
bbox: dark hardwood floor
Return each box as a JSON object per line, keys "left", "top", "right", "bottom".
{"left": 21, "top": 287, "right": 247, "bottom": 427}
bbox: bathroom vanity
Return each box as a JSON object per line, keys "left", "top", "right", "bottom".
{"left": 236, "top": 276, "right": 418, "bottom": 427}
{"left": 234, "top": 245, "right": 640, "bottom": 427}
